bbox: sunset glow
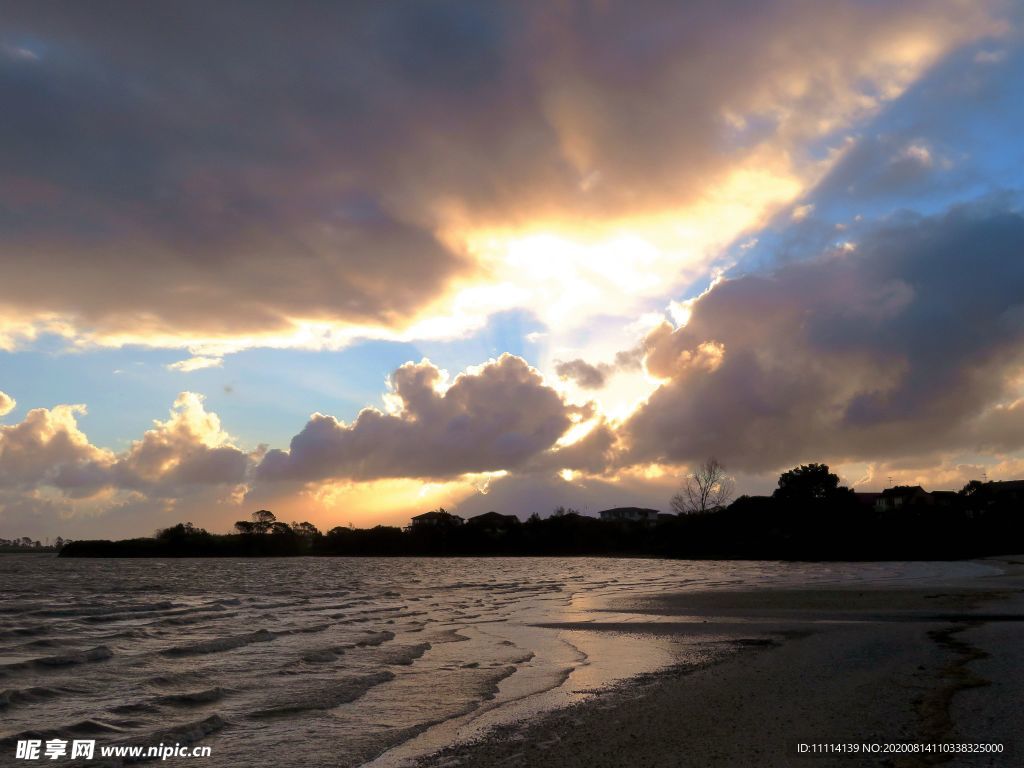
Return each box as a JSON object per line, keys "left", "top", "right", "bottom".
{"left": 2, "top": 0, "right": 1023, "bottom": 538}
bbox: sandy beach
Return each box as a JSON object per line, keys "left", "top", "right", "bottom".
{"left": 415, "top": 558, "right": 1024, "bottom": 768}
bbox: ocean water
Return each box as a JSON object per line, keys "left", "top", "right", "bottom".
{"left": 0, "top": 556, "right": 993, "bottom": 767}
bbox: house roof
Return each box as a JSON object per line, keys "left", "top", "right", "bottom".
{"left": 881, "top": 485, "right": 926, "bottom": 496}
{"left": 987, "top": 480, "right": 1024, "bottom": 491}
{"left": 410, "top": 511, "right": 463, "bottom": 522}
{"left": 467, "top": 511, "right": 519, "bottom": 524}
{"left": 598, "top": 506, "right": 659, "bottom": 516}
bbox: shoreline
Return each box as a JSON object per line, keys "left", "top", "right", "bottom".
{"left": 406, "top": 557, "right": 1024, "bottom": 768}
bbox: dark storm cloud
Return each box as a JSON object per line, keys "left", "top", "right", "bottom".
{"left": 0, "top": 0, "right": 998, "bottom": 342}
{"left": 0, "top": 2, "right": 505, "bottom": 335}
{"left": 623, "top": 202, "right": 1024, "bottom": 471}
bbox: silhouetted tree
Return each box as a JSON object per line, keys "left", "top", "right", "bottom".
{"left": 234, "top": 520, "right": 256, "bottom": 535}
{"left": 291, "top": 521, "right": 321, "bottom": 538}
{"left": 959, "top": 480, "right": 986, "bottom": 497}
{"left": 958, "top": 479, "right": 992, "bottom": 514}
{"left": 672, "top": 457, "right": 735, "bottom": 514}
{"left": 251, "top": 509, "right": 276, "bottom": 534}
{"left": 773, "top": 463, "right": 841, "bottom": 503}
{"left": 156, "top": 521, "right": 208, "bottom": 541}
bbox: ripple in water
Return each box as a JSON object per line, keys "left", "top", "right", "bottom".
{"left": 0, "top": 555, "right": 990, "bottom": 766}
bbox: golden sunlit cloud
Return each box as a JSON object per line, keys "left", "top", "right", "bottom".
{"left": 0, "top": 1, "right": 1003, "bottom": 367}
{"left": 455, "top": 163, "right": 804, "bottom": 332}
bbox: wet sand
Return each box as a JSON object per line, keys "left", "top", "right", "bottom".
{"left": 415, "top": 558, "right": 1024, "bottom": 768}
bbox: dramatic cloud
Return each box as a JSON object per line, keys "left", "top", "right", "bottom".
{"left": 554, "top": 348, "right": 643, "bottom": 390}
{"left": 257, "top": 354, "right": 587, "bottom": 482}
{"left": 532, "top": 420, "right": 621, "bottom": 476}
{"left": 0, "top": 392, "right": 252, "bottom": 501}
{"left": 111, "top": 393, "right": 251, "bottom": 494}
{"left": 623, "top": 203, "right": 1024, "bottom": 472}
{"left": 0, "top": 359, "right": 604, "bottom": 534}
{"left": 0, "top": 403, "right": 112, "bottom": 493}
{"left": 821, "top": 138, "right": 950, "bottom": 204}
{"left": 3, "top": 3, "right": 1021, "bottom": 540}
{"left": 555, "top": 359, "right": 609, "bottom": 390}
{"left": 0, "top": 1, "right": 1002, "bottom": 353}
{"left": 966, "top": 398, "right": 1024, "bottom": 454}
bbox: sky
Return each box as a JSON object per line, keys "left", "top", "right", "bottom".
{"left": 2, "top": 0, "right": 1024, "bottom": 539}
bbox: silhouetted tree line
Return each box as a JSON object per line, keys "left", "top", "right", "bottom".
{"left": 0, "top": 536, "right": 68, "bottom": 552}
{"left": 59, "top": 464, "right": 1024, "bottom": 560}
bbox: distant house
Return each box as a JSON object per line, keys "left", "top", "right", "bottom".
{"left": 598, "top": 507, "right": 660, "bottom": 525}
{"left": 408, "top": 510, "right": 464, "bottom": 529}
{"left": 854, "top": 492, "right": 883, "bottom": 510}
{"left": 874, "top": 485, "right": 961, "bottom": 512}
{"left": 549, "top": 511, "right": 586, "bottom": 522}
{"left": 985, "top": 480, "right": 1024, "bottom": 501}
{"left": 466, "top": 511, "right": 520, "bottom": 533}
{"left": 875, "top": 485, "right": 930, "bottom": 511}
{"left": 958, "top": 480, "right": 1024, "bottom": 511}
{"left": 930, "top": 490, "right": 958, "bottom": 507}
